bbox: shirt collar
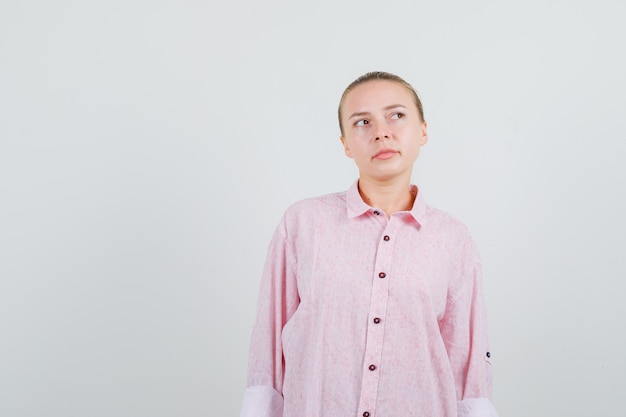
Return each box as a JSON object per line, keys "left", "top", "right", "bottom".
{"left": 346, "top": 180, "right": 427, "bottom": 226}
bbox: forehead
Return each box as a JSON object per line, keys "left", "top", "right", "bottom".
{"left": 343, "top": 80, "right": 415, "bottom": 112}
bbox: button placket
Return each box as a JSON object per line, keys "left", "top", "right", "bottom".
{"left": 356, "top": 220, "right": 397, "bottom": 417}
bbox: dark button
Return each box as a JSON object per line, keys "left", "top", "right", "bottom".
{"left": 373, "top": 210, "right": 380, "bottom": 215}
{"left": 383, "top": 235, "right": 390, "bottom": 241}
{"left": 369, "top": 364, "right": 376, "bottom": 371}
{"left": 486, "top": 352, "right": 491, "bottom": 358}
{"left": 363, "top": 413, "right": 370, "bottom": 417}
{"left": 378, "top": 272, "right": 386, "bottom": 279}
{"left": 373, "top": 317, "right": 381, "bottom": 324}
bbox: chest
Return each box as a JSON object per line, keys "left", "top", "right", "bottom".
{"left": 292, "top": 216, "right": 453, "bottom": 320}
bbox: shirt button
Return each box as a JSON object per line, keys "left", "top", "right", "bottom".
{"left": 378, "top": 272, "right": 386, "bottom": 279}
{"left": 486, "top": 352, "right": 491, "bottom": 358}
{"left": 373, "top": 317, "right": 381, "bottom": 324}
{"left": 383, "top": 235, "right": 390, "bottom": 241}
{"left": 369, "top": 364, "right": 376, "bottom": 371}
{"left": 363, "top": 412, "right": 370, "bottom": 417}
{"left": 373, "top": 210, "right": 380, "bottom": 215}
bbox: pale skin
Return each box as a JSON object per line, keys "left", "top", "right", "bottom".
{"left": 339, "top": 80, "right": 429, "bottom": 217}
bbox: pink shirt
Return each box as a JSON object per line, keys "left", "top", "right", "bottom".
{"left": 241, "top": 181, "right": 498, "bottom": 417}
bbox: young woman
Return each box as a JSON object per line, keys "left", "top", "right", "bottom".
{"left": 241, "top": 72, "right": 498, "bottom": 417}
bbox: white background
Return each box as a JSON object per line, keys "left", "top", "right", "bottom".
{"left": 1, "top": 1, "right": 625, "bottom": 416}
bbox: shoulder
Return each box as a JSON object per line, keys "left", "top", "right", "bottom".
{"left": 275, "top": 190, "right": 348, "bottom": 237}
{"left": 425, "top": 204, "right": 470, "bottom": 235}
{"left": 283, "top": 190, "right": 347, "bottom": 219}
{"left": 423, "top": 203, "right": 480, "bottom": 260}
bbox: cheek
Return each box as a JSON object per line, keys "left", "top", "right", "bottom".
{"left": 351, "top": 145, "right": 374, "bottom": 163}
{"left": 406, "top": 127, "right": 424, "bottom": 143}
{"left": 346, "top": 132, "right": 371, "bottom": 150}
{"left": 352, "top": 129, "right": 371, "bottom": 141}
{"left": 350, "top": 144, "right": 368, "bottom": 158}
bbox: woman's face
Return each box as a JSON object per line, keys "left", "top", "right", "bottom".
{"left": 340, "top": 80, "right": 428, "bottom": 184}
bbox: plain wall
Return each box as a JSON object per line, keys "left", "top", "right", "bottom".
{"left": 1, "top": 0, "right": 625, "bottom": 416}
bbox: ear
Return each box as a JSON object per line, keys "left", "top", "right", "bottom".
{"left": 340, "top": 136, "right": 353, "bottom": 158}
{"left": 419, "top": 121, "right": 429, "bottom": 146}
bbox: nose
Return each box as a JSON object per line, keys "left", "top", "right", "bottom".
{"left": 375, "top": 134, "right": 389, "bottom": 141}
{"left": 374, "top": 119, "right": 392, "bottom": 141}
{"left": 375, "top": 125, "right": 390, "bottom": 141}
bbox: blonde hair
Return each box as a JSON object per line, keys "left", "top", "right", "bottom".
{"left": 338, "top": 71, "right": 425, "bottom": 136}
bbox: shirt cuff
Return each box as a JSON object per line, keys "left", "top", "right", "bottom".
{"left": 458, "top": 398, "right": 498, "bottom": 417}
{"left": 240, "top": 385, "right": 284, "bottom": 417}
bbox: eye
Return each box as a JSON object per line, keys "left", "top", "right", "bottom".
{"left": 354, "top": 119, "right": 369, "bottom": 127}
{"left": 390, "top": 112, "right": 405, "bottom": 120}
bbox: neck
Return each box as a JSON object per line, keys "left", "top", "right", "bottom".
{"left": 357, "top": 176, "right": 416, "bottom": 218}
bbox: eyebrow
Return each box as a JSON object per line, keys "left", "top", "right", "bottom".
{"left": 347, "top": 104, "right": 408, "bottom": 119}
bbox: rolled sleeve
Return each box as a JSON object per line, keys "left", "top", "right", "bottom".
{"left": 439, "top": 242, "right": 494, "bottom": 405}
{"left": 458, "top": 397, "right": 499, "bottom": 417}
{"left": 242, "top": 216, "right": 299, "bottom": 416}
{"left": 240, "top": 385, "right": 284, "bottom": 417}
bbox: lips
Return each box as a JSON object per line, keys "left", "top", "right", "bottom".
{"left": 373, "top": 148, "right": 399, "bottom": 160}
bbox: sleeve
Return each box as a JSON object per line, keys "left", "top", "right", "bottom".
{"left": 240, "top": 217, "right": 300, "bottom": 417}
{"left": 439, "top": 242, "right": 499, "bottom": 417}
